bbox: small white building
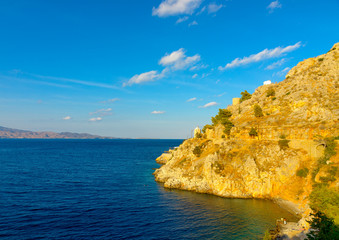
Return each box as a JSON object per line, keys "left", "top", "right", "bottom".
{"left": 263, "top": 80, "right": 272, "bottom": 85}
{"left": 194, "top": 126, "right": 201, "bottom": 138}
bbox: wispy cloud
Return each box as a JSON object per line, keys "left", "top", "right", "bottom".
{"left": 274, "top": 67, "right": 291, "bottom": 77}
{"left": 159, "top": 48, "right": 200, "bottom": 70}
{"left": 89, "top": 117, "right": 102, "bottom": 122}
{"left": 101, "top": 98, "right": 120, "bottom": 104}
{"left": 30, "top": 73, "right": 121, "bottom": 90}
{"left": 90, "top": 108, "right": 112, "bottom": 116}
{"left": 63, "top": 116, "right": 71, "bottom": 120}
{"left": 151, "top": 110, "right": 165, "bottom": 114}
{"left": 267, "top": 0, "right": 282, "bottom": 13}
{"left": 125, "top": 48, "right": 201, "bottom": 86}
{"left": 188, "top": 20, "right": 198, "bottom": 26}
{"left": 123, "top": 70, "right": 164, "bottom": 87}
{"left": 187, "top": 97, "right": 197, "bottom": 102}
{"left": 176, "top": 16, "right": 189, "bottom": 23}
{"left": 199, "top": 102, "right": 218, "bottom": 108}
{"left": 208, "top": 3, "right": 223, "bottom": 14}
{"left": 219, "top": 42, "right": 301, "bottom": 70}
{"left": 265, "top": 58, "right": 287, "bottom": 70}
{"left": 152, "top": 0, "right": 202, "bottom": 17}
{"left": 192, "top": 73, "right": 198, "bottom": 79}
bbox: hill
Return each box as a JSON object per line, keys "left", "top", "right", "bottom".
{"left": 0, "top": 126, "right": 116, "bottom": 139}
{"left": 154, "top": 43, "right": 339, "bottom": 238}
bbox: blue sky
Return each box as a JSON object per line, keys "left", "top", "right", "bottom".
{"left": 0, "top": 0, "right": 338, "bottom": 138}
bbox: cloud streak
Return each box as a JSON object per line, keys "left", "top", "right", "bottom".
{"left": 199, "top": 102, "right": 217, "bottom": 108}
{"left": 267, "top": 1, "right": 282, "bottom": 13}
{"left": 187, "top": 97, "right": 197, "bottom": 102}
{"left": 63, "top": 116, "right": 71, "bottom": 120}
{"left": 124, "top": 48, "right": 201, "bottom": 86}
{"left": 219, "top": 42, "right": 301, "bottom": 70}
{"left": 151, "top": 110, "right": 165, "bottom": 114}
{"left": 208, "top": 3, "right": 223, "bottom": 14}
{"left": 152, "top": 0, "right": 202, "bottom": 17}
{"left": 89, "top": 117, "right": 102, "bottom": 122}
{"left": 90, "top": 108, "right": 112, "bottom": 116}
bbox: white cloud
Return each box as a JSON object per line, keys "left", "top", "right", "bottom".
{"left": 176, "top": 16, "right": 189, "bottom": 23}
{"left": 90, "top": 108, "right": 112, "bottom": 116}
{"left": 188, "top": 20, "right": 198, "bottom": 26}
{"left": 152, "top": 0, "right": 202, "bottom": 17}
{"left": 159, "top": 48, "right": 200, "bottom": 70}
{"left": 265, "top": 58, "right": 287, "bottom": 70}
{"left": 123, "top": 70, "right": 163, "bottom": 87}
{"left": 196, "top": 6, "right": 206, "bottom": 15}
{"left": 199, "top": 102, "right": 218, "bottom": 108}
{"left": 192, "top": 73, "right": 198, "bottom": 79}
{"left": 187, "top": 97, "right": 197, "bottom": 102}
{"left": 151, "top": 110, "right": 165, "bottom": 114}
{"left": 89, "top": 117, "right": 102, "bottom": 122}
{"left": 219, "top": 42, "right": 301, "bottom": 70}
{"left": 63, "top": 116, "right": 71, "bottom": 120}
{"left": 267, "top": 0, "right": 282, "bottom": 13}
{"left": 208, "top": 3, "right": 223, "bottom": 14}
{"left": 275, "top": 67, "right": 291, "bottom": 77}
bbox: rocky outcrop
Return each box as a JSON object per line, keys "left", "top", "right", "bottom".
{"left": 154, "top": 43, "right": 339, "bottom": 231}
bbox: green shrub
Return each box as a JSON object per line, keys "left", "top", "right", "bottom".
{"left": 297, "top": 168, "right": 309, "bottom": 178}
{"left": 221, "top": 135, "right": 225, "bottom": 138}
{"left": 278, "top": 135, "right": 290, "bottom": 149}
{"left": 195, "top": 132, "right": 203, "bottom": 138}
{"left": 254, "top": 104, "right": 264, "bottom": 117}
{"left": 318, "top": 58, "right": 324, "bottom": 62}
{"left": 286, "top": 92, "right": 291, "bottom": 95}
{"left": 272, "top": 97, "right": 276, "bottom": 101}
{"left": 193, "top": 146, "right": 202, "bottom": 157}
{"left": 240, "top": 90, "right": 252, "bottom": 103}
{"left": 249, "top": 127, "right": 258, "bottom": 137}
{"left": 211, "top": 109, "right": 232, "bottom": 126}
{"left": 266, "top": 88, "right": 275, "bottom": 97}
{"left": 202, "top": 124, "right": 213, "bottom": 133}
{"left": 307, "top": 211, "right": 339, "bottom": 239}
{"left": 309, "top": 185, "right": 339, "bottom": 224}
{"left": 263, "top": 229, "right": 271, "bottom": 240}
{"left": 211, "top": 109, "right": 234, "bottom": 136}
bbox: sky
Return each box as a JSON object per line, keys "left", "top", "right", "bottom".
{"left": 0, "top": 0, "right": 338, "bottom": 139}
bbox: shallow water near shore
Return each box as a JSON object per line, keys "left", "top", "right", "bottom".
{"left": 0, "top": 139, "right": 298, "bottom": 239}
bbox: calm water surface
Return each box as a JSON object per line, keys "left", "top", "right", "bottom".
{"left": 0, "top": 139, "right": 297, "bottom": 239}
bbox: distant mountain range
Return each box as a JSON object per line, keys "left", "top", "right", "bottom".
{"left": 0, "top": 126, "right": 117, "bottom": 139}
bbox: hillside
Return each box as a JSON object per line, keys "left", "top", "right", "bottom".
{"left": 0, "top": 126, "right": 116, "bottom": 139}
{"left": 154, "top": 43, "right": 339, "bottom": 238}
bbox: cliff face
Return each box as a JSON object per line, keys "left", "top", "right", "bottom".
{"left": 154, "top": 43, "right": 339, "bottom": 219}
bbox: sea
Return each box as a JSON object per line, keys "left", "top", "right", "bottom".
{"left": 0, "top": 139, "right": 298, "bottom": 239}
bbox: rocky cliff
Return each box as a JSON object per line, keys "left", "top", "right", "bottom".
{"left": 154, "top": 43, "right": 339, "bottom": 227}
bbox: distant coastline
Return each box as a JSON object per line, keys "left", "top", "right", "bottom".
{"left": 0, "top": 126, "right": 118, "bottom": 139}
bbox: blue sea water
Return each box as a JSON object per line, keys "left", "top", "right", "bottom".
{"left": 0, "top": 139, "right": 298, "bottom": 239}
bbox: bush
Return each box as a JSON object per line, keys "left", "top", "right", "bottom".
{"left": 266, "top": 88, "right": 275, "bottom": 97}
{"left": 193, "top": 146, "right": 202, "bottom": 157}
{"left": 309, "top": 185, "right": 339, "bottom": 224}
{"left": 278, "top": 135, "right": 290, "bottom": 149}
{"left": 254, "top": 104, "right": 264, "bottom": 117}
{"left": 221, "top": 135, "right": 225, "bottom": 138}
{"left": 202, "top": 124, "right": 213, "bottom": 133}
{"left": 249, "top": 127, "right": 258, "bottom": 137}
{"left": 307, "top": 211, "right": 339, "bottom": 239}
{"left": 195, "top": 132, "right": 203, "bottom": 138}
{"left": 272, "top": 97, "right": 276, "bottom": 101}
{"left": 240, "top": 90, "right": 252, "bottom": 102}
{"left": 297, "top": 168, "right": 309, "bottom": 178}
{"left": 263, "top": 229, "right": 271, "bottom": 240}
{"left": 211, "top": 109, "right": 234, "bottom": 136}
{"left": 211, "top": 109, "right": 232, "bottom": 126}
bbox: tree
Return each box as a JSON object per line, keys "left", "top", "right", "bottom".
{"left": 211, "top": 109, "right": 232, "bottom": 126}
{"left": 193, "top": 146, "right": 202, "bottom": 157}
{"left": 249, "top": 127, "right": 258, "bottom": 137}
{"left": 254, "top": 104, "right": 264, "bottom": 117}
{"left": 266, "top": 88, "right": 276, "bottom": 97}
{"left": 240, "top": 90, "right": 252, "bottom": 102}
{"left": 306, "top": 211, "right": 339, "bottom": 240}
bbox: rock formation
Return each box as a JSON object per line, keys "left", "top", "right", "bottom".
{"left": 154, "top": 43, "right": 339, "bottom": 229}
